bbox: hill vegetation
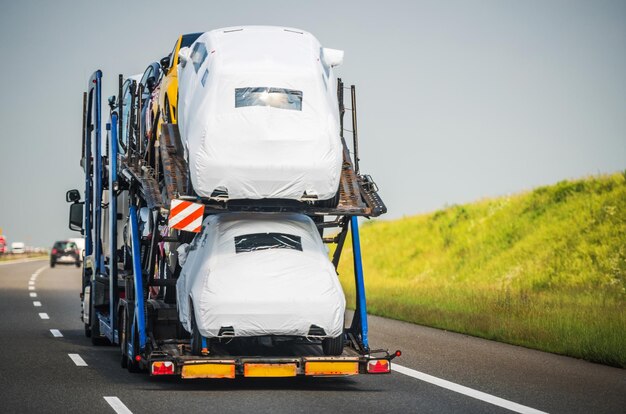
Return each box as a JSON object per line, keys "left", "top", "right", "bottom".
{"left": 337, "top": 172, "right": 626, "bottom": 367}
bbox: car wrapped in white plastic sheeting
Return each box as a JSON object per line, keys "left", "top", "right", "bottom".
{"left": 176, "top": 213, "right": 347, "bottom": 354}
{"left": 177, "top": 26, "right": 345, "bottom": 201}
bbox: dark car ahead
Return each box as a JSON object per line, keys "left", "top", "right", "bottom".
{"left": 50, "top": 240, "right": 80, "bottom": 268}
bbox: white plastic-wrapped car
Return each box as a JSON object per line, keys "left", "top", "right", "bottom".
{"left": 177, "top": 26, "right": 345, "bottom": 201}
{"left": 176, "top": 212, "right": 346, "bottom": 355}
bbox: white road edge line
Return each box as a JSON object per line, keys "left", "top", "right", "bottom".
{"left": 103, "top": 397, "right": 133, "bottom": 414}
{"left": 33, "top": 301, "right": 42, "bottom": 307}
{"left": 38, "top": 313, "right": 49, "bottom": 320}
{"left": 68, "top": 353, "right": 87, "bottom": 367}
{"left": 392, "top": 364, "right": 548, "bottom": 414}
{"left": 0, "top": 258, "right": 46, "bottom": 266}
{"left": 50, "top": 329, "right": 63, "bottom": 337}
{"left": 30, "top": 293, "right": 37, "bottom": 297}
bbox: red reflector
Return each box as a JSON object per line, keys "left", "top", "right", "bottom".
{"left": 151, "top": 361, "right": 175, "bottom": 375}
{"left": 395, "top": 350, "right": 402, "bottom": 357}
{"left": 367, "top": 359, "right": 390, "bottom": 374}
{"left": 52, "top": 249, "right": 57, "bottom": 254}
{"left": 135, "top": 355, "right": 142, "bottom": 362}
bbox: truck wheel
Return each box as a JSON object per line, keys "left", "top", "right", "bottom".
{"left": 91, "top": 314, "right": 109, "bottom": 346}
{"left": 322, "top": 333, "right": 345, "bottom": 356}
{"left": 119, "top": 309, "right": 128, "bottom": 368}
{"left": 84, "top": 323, "right": 91, "bottom": 338}
{"left": 190, "top": 302, "right": 203, "bottom": 356}
{"left": 50, "top": 261, "right": 56, "bottom": 268}
{"left": 126, "top": 325, "right": 142, "bottom": 374}
{"left": 91, "top": 300, "right": 110, "bottom": 346}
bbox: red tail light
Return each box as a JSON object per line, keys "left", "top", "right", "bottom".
{"left": 52, "top": 249, "right": 57, "bottom": 254}
{"left": 75, "top": 249, "right": 80, "bottom": 255}
{"left": 151, "top": 361, "right": 175, "bottom": 375}
{"left": 367, "top": 359, "right": 391, "bottom": 374}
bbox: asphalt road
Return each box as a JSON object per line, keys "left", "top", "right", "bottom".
{"left": 0, "top": 259, "right": 624, "bottom": 414}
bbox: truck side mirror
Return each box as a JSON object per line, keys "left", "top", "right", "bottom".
{"left": 66, "top": 189, "right": 81, "bottom": 203}
{"left": 69, "top": 202, "right": 84, "bottom": 233}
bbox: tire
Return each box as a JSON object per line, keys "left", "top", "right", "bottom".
{"left": 83, "top": 288, "right": 91, "bottom": 338}
{"left": 75, "top": 261, "right": 81, "bottom": 268}
{"left": 124, "top": 307, "right": 141, "bottom": 373}
{"left": 119, "top": 308, "right": 128, "bottom": 368}
{"left": 50, "top": 260, "right": 55, "bottom": 268}
{"left": 126, "top": 326, "right": 141, "bottom": 373}
{"left": 91, "top": 314, "right": 109, "bottom": 346}
{"left": 322, "top": 333, "right": 345, "bottom": 356}
{"left": 190, "top": 302, "right": 203, "bottom": 356}
{"left": 90, "top": 294, "right": 110, "bottom": 346}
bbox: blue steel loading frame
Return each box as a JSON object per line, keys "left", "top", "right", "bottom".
{"left": 77, "top": 69, "right": 382, "bottom": 367}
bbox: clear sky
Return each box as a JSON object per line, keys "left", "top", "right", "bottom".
{"left": 0, "top": 0, "right": 624, "bottom": 248}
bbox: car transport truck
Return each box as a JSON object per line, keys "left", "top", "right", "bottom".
{"left": 66, "top": 26, "right": 399, "bottom": 379}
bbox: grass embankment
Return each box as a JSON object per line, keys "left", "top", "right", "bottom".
{"left": 337, "top": 173, "right": 626, "bottom": 367}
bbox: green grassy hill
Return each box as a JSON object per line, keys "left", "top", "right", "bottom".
{"left": 337, "top": 172, "right": 626, "bottom": 367}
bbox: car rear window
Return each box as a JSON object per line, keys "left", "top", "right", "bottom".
{"left": 235, "top": 87, "right": 303, "bottom": 111}
{"left": 53, "top": 242, "right": 76, "bottom": 250}
{"left": 234, "top": 233, "right": 302, "bottom": 253}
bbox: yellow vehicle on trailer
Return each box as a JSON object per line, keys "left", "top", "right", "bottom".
{"left": 156, "top": 33, "right": 203, "bottom": 138}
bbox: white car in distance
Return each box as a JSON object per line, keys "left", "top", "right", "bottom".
{"left": 11, "top": 242, "right": 25, "bottom": 254}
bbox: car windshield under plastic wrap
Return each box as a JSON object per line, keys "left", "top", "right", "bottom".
{"left": 234, "top": 232, "right": 303, "bottom": 253}
{"left": 235, "top": 87, "right": 303, "bottom": 111}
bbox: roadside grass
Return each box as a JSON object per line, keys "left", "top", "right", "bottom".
{"left": 0, "top": 253, "right": 48, "bottom": 262}
{"left": 336, "top": 172, "right": 626, "bottom": 367}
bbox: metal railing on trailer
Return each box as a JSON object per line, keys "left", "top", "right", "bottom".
{"left": 68, "top": 69, "right": 400, "bottom": 378}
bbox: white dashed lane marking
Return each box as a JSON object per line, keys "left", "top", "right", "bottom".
{"left": 33, "top": 301, "right": 42, "bottom": 307}
{"left": 30, "top": 293, "right": 37, "bottom": 297}
{"left": 104, "top": 397, "right": 133, "bottom": 414}
{"left": 38, "top": 313, "right": 49, "bottom": 320}
{"left": 28, "top": 286, "right": 35, "bottom": 291}
{"left": 68, "top": 354, "right": 87, "bottom": 367}
{"left": 50, "top": 329, "right": 63, "bottom": 338}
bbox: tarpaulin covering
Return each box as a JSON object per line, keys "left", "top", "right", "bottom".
{"left": 177, "top": 26, "right": 343, "bottom": 200}
{"left": 176, "top": 213, "right": 346, "bottom": 338}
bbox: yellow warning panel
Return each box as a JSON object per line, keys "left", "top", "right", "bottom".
{"left": 243, "top": 363, "right": 297, "bottom": 377}
{"left": 305, "top": 361, "right": 359, "bottom": 376}
{"left": 181, "top": 363, "right": 235, "bottom": 379}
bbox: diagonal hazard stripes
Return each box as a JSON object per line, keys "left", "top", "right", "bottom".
{"left": 168, "top": 199, "right": 204, "bottom": 233}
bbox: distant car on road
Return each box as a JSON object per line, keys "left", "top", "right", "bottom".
{"left": 0, "top": 235, "right": 6, "bottom": 254}
{"left": 50, "top": 240, "right": 80, "bottom": 268}
{"left": 11, "top": 242, "right": 25, "bottom": 254}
